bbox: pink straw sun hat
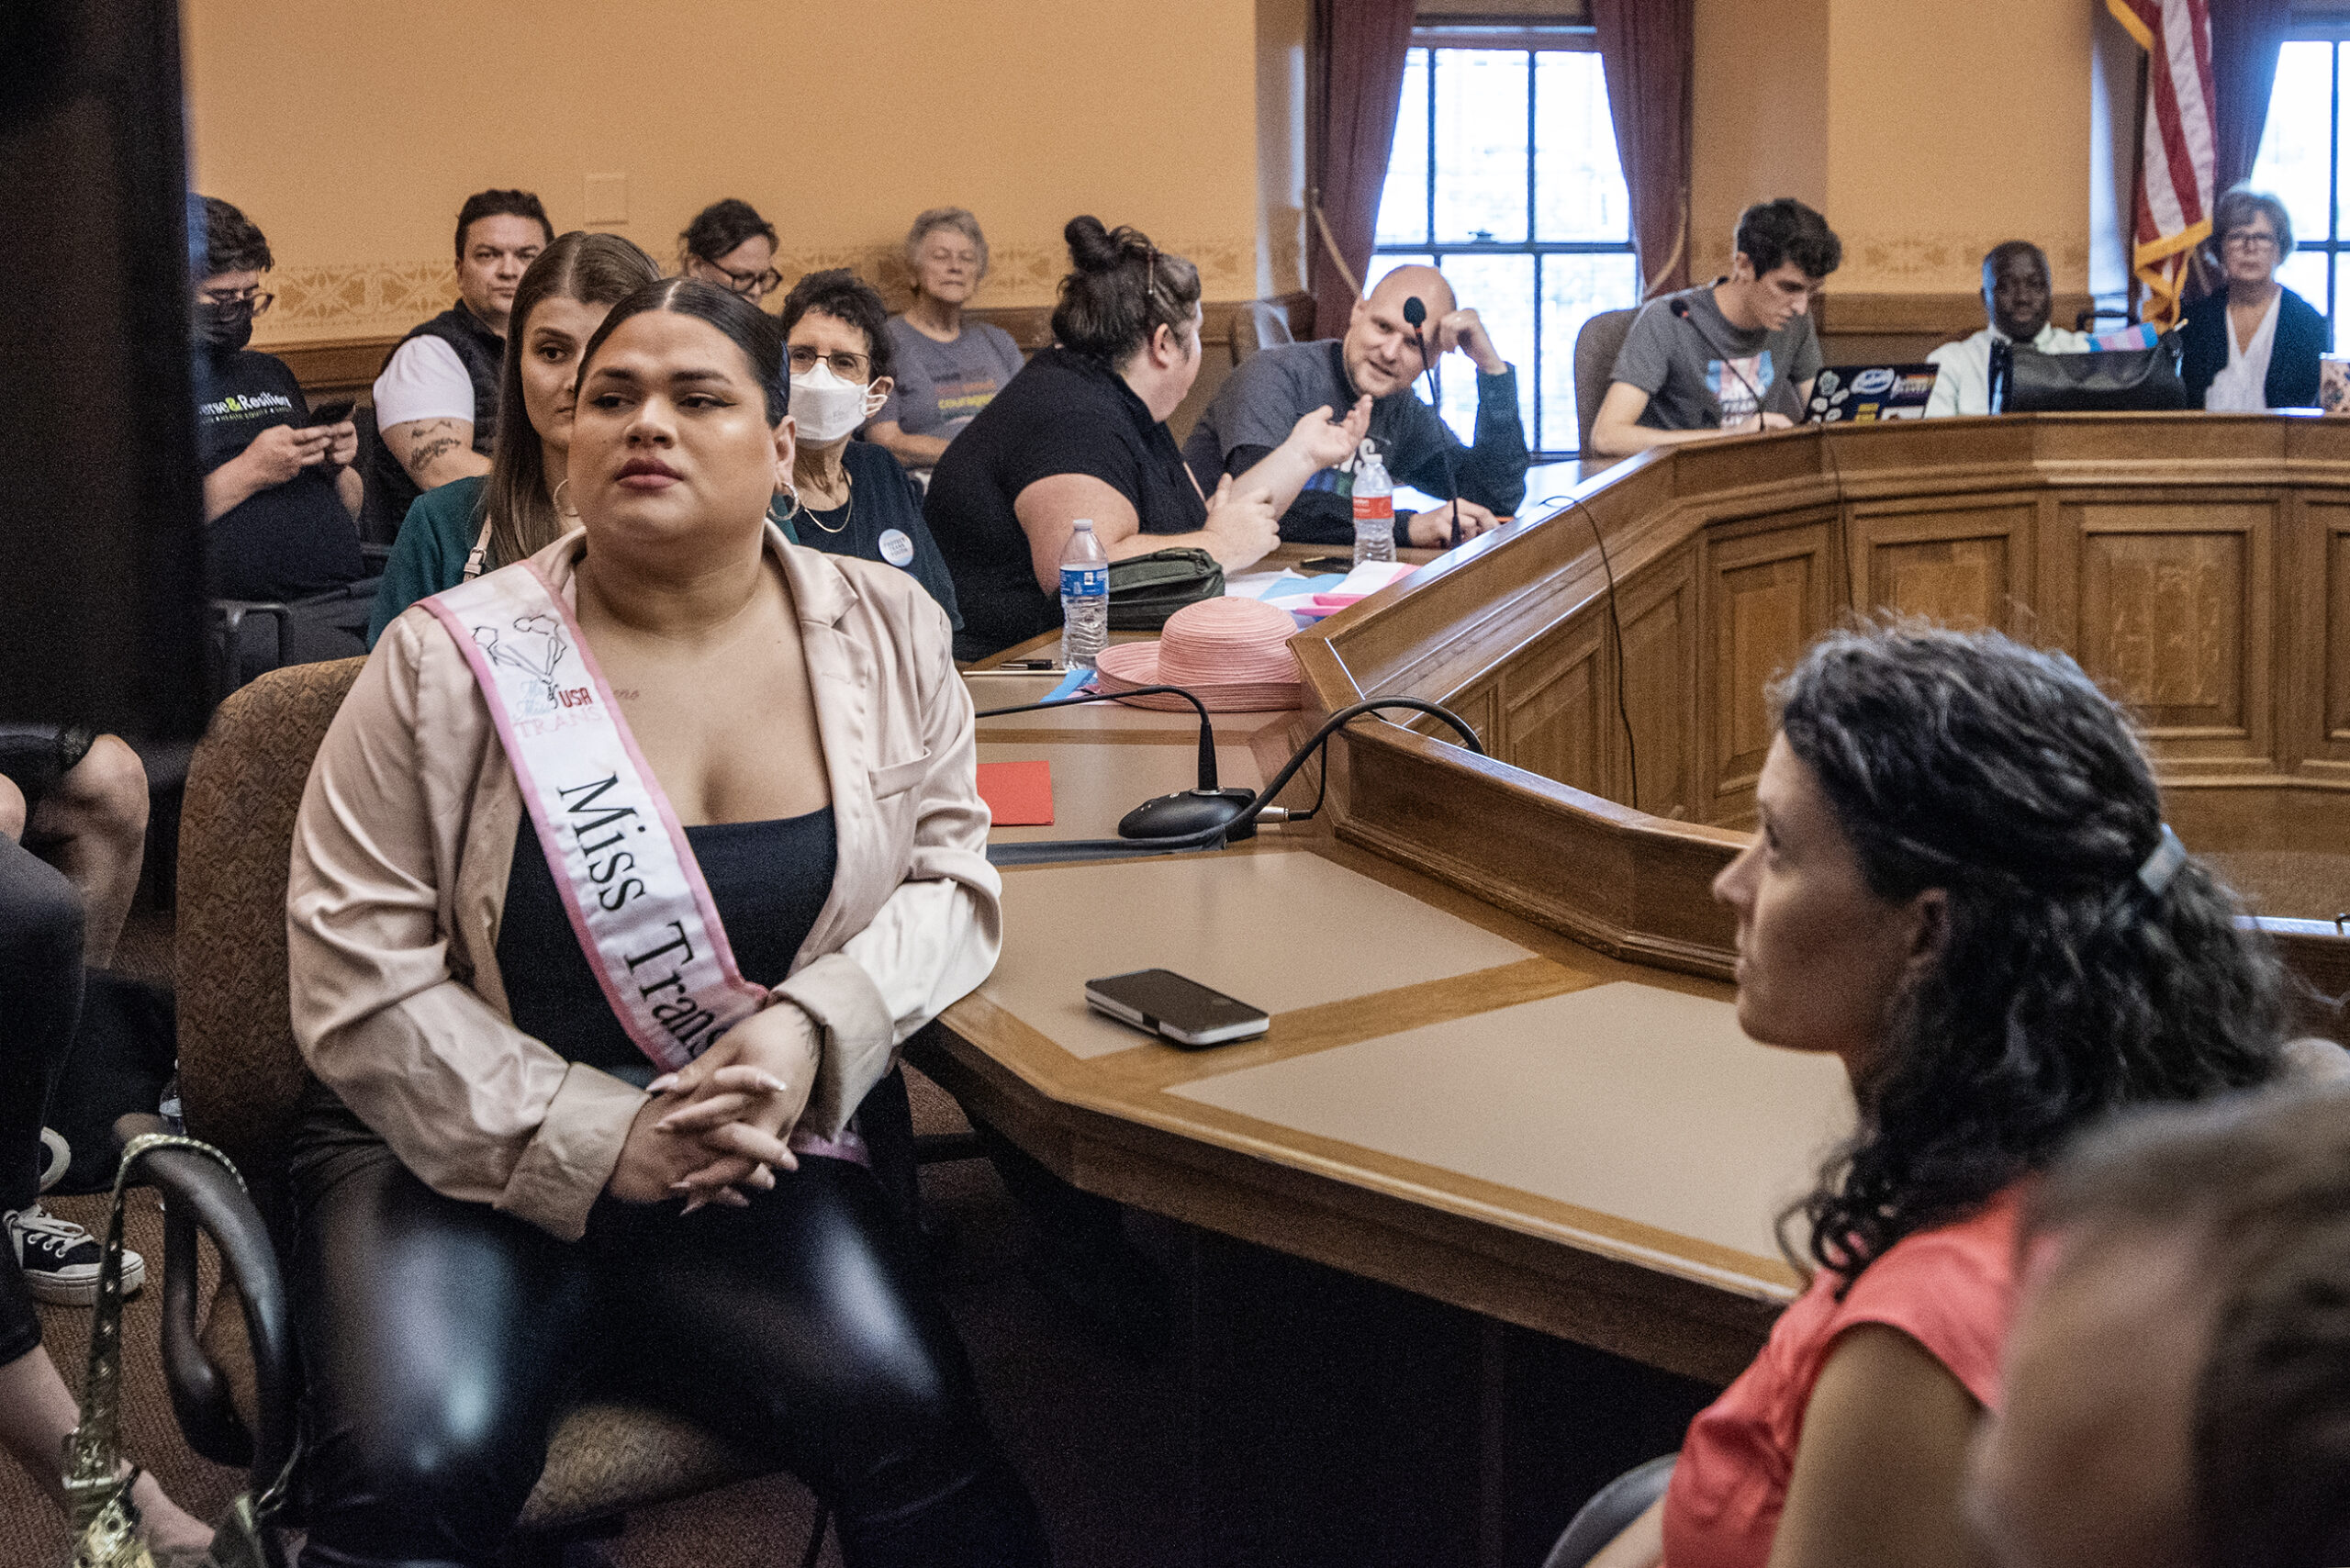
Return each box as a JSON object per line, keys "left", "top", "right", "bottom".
{"left": 1091, "top": 596, "right": 1305, "bottom": 711}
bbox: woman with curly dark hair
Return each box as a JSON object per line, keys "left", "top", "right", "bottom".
{"left": 1584, "top": 622, "right": 2288, "bottom": 1568}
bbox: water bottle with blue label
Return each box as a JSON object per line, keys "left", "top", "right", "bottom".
{"left": 1059, "top": 518, "right": 1109, "bottom": 668}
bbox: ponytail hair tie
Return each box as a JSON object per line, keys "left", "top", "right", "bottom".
{"left": 2136, "top": 823, "right": 2187, "bottom": 899}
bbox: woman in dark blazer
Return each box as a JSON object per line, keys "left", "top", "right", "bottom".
{"left": 2180, "top": 186, "right": 2328, "bottom": 410}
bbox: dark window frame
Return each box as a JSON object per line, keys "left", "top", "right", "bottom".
{"left": 1373, "top": 29, "right": 1638, "bottom": 461}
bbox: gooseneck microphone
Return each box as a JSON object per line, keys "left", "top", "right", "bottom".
{"left": 976, "top": 694, "right": 1486, "bottom": 868}
{"left": 1400, "top": 295, "right": 1463, "bottom": 545}
{"left": 973, "top": 684, "right": 1256, "bottom": 840}
{"left": 1669, "top": 297, "right": 1774, "bottom": 431}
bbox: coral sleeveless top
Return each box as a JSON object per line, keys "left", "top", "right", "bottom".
{"left": 1661, "top": 1187, "right": 2022, "bottom": 1568}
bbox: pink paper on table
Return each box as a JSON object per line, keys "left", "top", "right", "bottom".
{"left": 975, "top": 760, "right": 1053, "bottom": 825}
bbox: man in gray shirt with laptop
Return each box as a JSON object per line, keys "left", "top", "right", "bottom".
{"left": 1591, "top": 198, "right": 1842, "bottom": 456}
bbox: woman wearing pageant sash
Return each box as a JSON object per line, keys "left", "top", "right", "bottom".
{"left": 285, "top": 278, "right": 1049, "bottom": 1568}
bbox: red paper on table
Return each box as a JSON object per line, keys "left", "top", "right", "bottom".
{"left": 975, "top": 760, "right": 1054, "bottom": 825}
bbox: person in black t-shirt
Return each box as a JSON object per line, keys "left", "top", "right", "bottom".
{"left": 192, "top": 197, "right": 374, "bottom": 666}
{"left": 776, "top": 271, "right": 963, "bottom": 629}
{"left": 925, "top": 217, "right": 1361, "bottom": 661}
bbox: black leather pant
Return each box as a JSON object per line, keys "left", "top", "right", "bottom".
{"left": 289, "top": 1123, "right": 1049, "bottom": 1568}
{"left": 0, "top": 832, "right": 84, "bottom": 1366}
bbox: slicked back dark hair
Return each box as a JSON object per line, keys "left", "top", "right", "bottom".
{"left": 199, "top": 196, "right": 272, "bottom": 277}
{"left": 778, "top": 268, "right": 895, "bottom": 384}
{"left": 455, "top": 188, "right": 554, "bottom": 260}
{"left": 1772, "top": 622, "right": 2284, "bottom": 1291}
{"left": 575, "top": 277, "right": 789, "bottom": 425}
{"left": 2030, "top": 1084, "right": 2350, "bottom": 1568}
{"left": 1735, "top": 197, "right": 1842, "bottom": 280}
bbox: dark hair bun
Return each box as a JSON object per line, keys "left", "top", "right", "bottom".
{"left": 1065, "top": 215, "right": 1132, "bottom": 274}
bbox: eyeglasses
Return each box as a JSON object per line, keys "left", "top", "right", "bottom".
{"left": 2222, "top": 230, "right": 2280, "bottom": 252}
{"left": 198, "top": 286, "right": 274, "bottom": 315}
{"left": 787, "top": 345, "right": 873, "bottom": 379}
{"left": 712, "top": 263, "right": 782, "bottom": 299}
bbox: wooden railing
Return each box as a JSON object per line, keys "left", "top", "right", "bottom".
{"left": 1293, "top": 413, "right": 2350, "bottom": 981}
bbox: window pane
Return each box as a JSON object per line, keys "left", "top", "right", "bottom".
{"left": 2252, "top": 40, "right": 2333, "bottom": 242}
{"left": 1376, "top": 50, "right": 1431, "bottom": 248}
{"left": 1433, "top": 50, "right": 1531, "bottom": 242}
{"left": 1534, "top": 51, "right": 1631, "bottom": 241}
{"left": 2276, "top": 250, "right": 2331, "bottom": 353}
{"left": 1427, "top": 253, "right": 1536, "bottom": 443}
{"left": 1363, "top": 252, "right": 1434, "bottom": 301}
{"left": 1539, "top": 253, "right": 1643, "bottom": 452}
{"left": 2325, "top": 252, "right": 2350, "bottom": 355}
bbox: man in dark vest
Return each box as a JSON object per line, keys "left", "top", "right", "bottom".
{"left": 368, "top": 189, "right": 552, "bottom": 530}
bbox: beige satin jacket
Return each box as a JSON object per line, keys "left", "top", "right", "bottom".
{"left": 286, "top": 525, "right": 1001, "bottom": 1240}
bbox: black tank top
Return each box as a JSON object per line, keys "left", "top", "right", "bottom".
{"left": 497, "top": 809, "right": 838, "bottom": 1086}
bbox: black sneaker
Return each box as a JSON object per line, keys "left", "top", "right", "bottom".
{"left": 5, "top": 1204, "right": 142, "bottom": 1306}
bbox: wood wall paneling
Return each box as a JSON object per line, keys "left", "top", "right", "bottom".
{"left": 1854, "top": 502, "right": 2033, "bottom": 633}
{"left": 1706, "top": 521, "right": 1831, "bottom": 813}
{"left": 1618, "top": 553, "right": 1699, "bottom": 822}
{"left": 2324, "top": 507, "right": 2350, "bottom": 748}
{"left": 1297, "top": 418, "right": 2350, "bottom": 974}
{"left": 2067, "top": 501, "right": 2272, "bottom": 762}
{"left": 1501, "top": 622, "right": 1607, "bottom": 800}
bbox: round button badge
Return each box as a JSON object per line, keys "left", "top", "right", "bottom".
{"left": 878, "top": 528, "right": 915, "bottom": 568}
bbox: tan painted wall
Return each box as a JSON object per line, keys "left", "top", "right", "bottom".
{"left": 1693, "top": 0, "right": 2093, "bottom": 294}
{"left": 185, "top": 0, "right": 1274, "bottom": 347}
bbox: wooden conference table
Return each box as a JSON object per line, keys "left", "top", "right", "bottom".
{"left": 933, "top": 541, "right": 1840, "bottom": 1386}
{"left": 916, "top": 549, "right": 1852, "bottom": 1565}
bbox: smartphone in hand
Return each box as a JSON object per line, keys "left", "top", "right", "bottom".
{"left": 308, "top": 398, "right": 355, "bottom": 427}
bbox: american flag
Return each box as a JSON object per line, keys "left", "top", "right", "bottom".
{"left": 2108, "top": 0, "right": 2216, "bottom": 330}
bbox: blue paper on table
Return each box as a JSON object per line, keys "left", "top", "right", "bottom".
{"left": 1043, "top": 667, "right": 1096, "bottom": 703}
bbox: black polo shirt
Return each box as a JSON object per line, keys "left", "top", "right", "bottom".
{"left": 923, "top": 347, "right": 1207, "bottom": 660}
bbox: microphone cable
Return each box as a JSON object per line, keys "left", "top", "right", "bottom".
{"left": 977, "top": 692, "right": 1485, "bottom": 867}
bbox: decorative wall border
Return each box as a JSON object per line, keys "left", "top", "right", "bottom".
{"left": 255, "top": 233, "right": 1264, "bottom": 347}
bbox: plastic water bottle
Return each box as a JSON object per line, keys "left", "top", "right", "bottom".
{"left": 1059, "top": 518, "right": 1109, "bottom": 668}
{"left": 1352, "top": 443, "right": 1396, "bottom": 565}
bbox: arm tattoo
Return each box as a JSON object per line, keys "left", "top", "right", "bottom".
{"left": 389, "top": 418, "right": 472, "bottom": 482}
{"left": 407, "top": 437, "right": 463, "bottom": 471}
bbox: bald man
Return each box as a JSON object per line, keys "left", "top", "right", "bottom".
{"left": 1182, "top": 265, "right": 1528, "bottom": 549}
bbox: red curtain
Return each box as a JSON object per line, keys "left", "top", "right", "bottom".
{"left": 2210, "top": 0, "right": 2291, "bottom": 194}
{"left": 1308, "top": 0, "right": 1416, "bottom": 340}
{"left": 1592, "top": 0, "right": 1695, "bottom": 299}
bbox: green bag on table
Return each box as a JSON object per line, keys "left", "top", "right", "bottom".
{"left": 1107, "top": 547, "right": 1223, "bottom": 631}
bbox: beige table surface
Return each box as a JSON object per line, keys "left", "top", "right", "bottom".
{"left": 930, "top": 584, "right": 1846, "bottom": 1382}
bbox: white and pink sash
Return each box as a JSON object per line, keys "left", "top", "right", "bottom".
{"left": 427, "top": 563, "right": 772, "bottom": 1072}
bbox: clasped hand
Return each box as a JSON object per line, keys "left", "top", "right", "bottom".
{"left": 606, "top": 1001, "right": 820, "bottom": 1211}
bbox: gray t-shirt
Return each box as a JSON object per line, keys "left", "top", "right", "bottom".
{"left": 870, "top": 317, "right": 1028, "bottom": 440}
{"left": 1610, "top": 285, "right": 1821, "bottom": 431}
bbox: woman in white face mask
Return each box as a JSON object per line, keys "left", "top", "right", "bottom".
{"left": 778, "top": 270, "right": 963, "bottom": 630}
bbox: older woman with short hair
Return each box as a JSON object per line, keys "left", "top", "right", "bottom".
{"left": 778, "top": 268, "right": 961, "bottom": 626}
{"left": 865, "top": 208, "right": 1028, "bottom": 473}
{"left": 2181, "top": 186, "right": 2327, "bottom": 410}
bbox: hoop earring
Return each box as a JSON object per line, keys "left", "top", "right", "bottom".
{"left": 552, "top": 479, "right": 575, "bottom": 518}
{"left": 770, "top": 483, "right": 800, "bottom": 521}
